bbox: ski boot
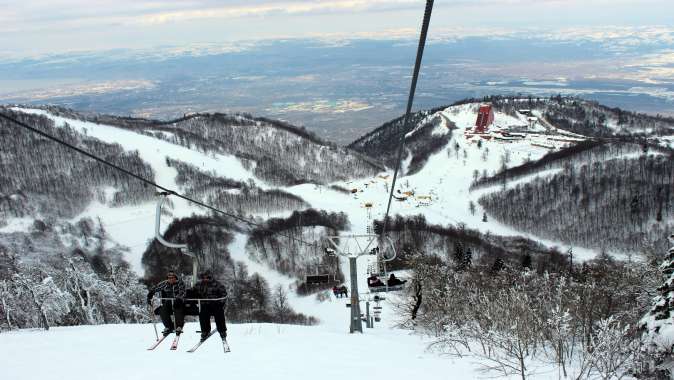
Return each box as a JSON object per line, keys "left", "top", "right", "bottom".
{"left": 162, "top": 327, "right": 175, "bottom": 336}
{"left": 175, "top": 327, "right": 183, "bottom": 336}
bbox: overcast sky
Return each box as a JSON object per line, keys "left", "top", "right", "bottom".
{"left": 1, "top": 0, "right": 673, "bottom": 57}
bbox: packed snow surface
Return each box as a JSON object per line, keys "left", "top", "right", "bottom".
{"left": 0, "top": 293, "right": 484, "bottom": 380}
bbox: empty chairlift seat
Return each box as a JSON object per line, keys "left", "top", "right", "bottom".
{"left": 305, "top": 274, "right": 334, "bottom": 285}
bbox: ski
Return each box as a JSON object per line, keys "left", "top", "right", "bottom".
{"left": 169, "top": 335, "right": 180, "bottom": 350}
{"left": 222, "top": 338, "right": 231, "bottom": 353}
{"left": 187, "top": 330, "right": 217, "bottom": 353}
{"left": 147, "top": 334, "right": 171, "bottom": 351}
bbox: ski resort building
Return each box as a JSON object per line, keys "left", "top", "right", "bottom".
{"left": 474, "top": 104, "right": 494, "bottom": 133}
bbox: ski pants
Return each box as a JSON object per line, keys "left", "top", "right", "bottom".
{"left": 159, "top": 300, "right": 185, "bottom": 330}
{"left": 199, "top": 302, "right": 227, "bottom": 338}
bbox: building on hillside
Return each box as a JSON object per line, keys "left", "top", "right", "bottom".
{"left": 474, "top": 104, "right": 494, "bottom": 133}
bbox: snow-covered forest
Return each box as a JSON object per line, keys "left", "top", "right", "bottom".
{"left": 399, "top": 249, "right": 665, "bottom": 379}
{"left": 168, "top": 158, "right": 310, "bottom": 215}
{"left": 478, "top": 143, "right": 674, "bottom": 253}
{"left": 246, "top": 209, "right": 349, "bottom": 289}
{"left": 0, "top": 109, "right": 155, "bottom": 220}
{"left": 36, "top": 105, "right": 385, "bottom": 185}
{"left": 0, "top": 218, "right": 147, "bottom": 329}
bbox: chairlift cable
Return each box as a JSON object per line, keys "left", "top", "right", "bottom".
{"left": 381, "top": 0, "right": 434, "bottom": 237}
{"left": 0, "top": 111, "right": 313, "bottom": 246}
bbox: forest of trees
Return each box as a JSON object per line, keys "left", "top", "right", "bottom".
{"left": 471, "top": 140, "right": 605, "bottom": 190}
{"left": 403, "top": 115, "right": 451, "bottom": 175}
{"left": 246, "top": 209, "right": 349, "bottom": 289}
{"left": 28, "top": 105, "right": 385, "bottom": 185}
{"left": 43, "top": 105, "right": 385, "bottom": 186}
{"left": 0, "top": 108, "right": 155, "bottom": 221}
{"left": 164, "top": 114, "right": 383, "bottom": 185}
{"left": 374, "top": 215, "right": 569, "bottom": 274}
{"left": 348, "top": 108, "right": 449, "bottom": 169}
{"left": 397, "top": 238, "right": 672, "bottom": 379}
{"left": 168, "top": 158, "right": 309, "bottom": 216}
{"left": 0, "top": 218, "right": 148, "bottom": 330}
{"left": 479, "top": 147, "right": 674, "bottom": 253}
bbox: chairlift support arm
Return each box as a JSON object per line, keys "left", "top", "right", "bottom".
{"left": 155, "top": 193, "right": 198, "bottom": 285}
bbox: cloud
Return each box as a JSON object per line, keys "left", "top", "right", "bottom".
{"left": 7, "top": 0, "right": 669, "bottom": 28}
{"left": 1, "top": 0, "right": 672, "bottom": 57}
{"left": 138, "top": 0, "right": 425, "bottom": 25}
{"left": 4, "top": 0, "right": 423, "bottom": 26}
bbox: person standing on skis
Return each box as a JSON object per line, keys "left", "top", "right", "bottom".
{"left": 194, "top": 271, "right": 228, "bottom": 342}
{"left": 147, "top": 270, "right": 186, "bottom": 336}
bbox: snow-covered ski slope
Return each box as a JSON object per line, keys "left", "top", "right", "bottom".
{"left": 315, "top": 103, "right": 604, "bottom": 259}
{"left": 0, "top": 307, "right": 482, "bottom": 380}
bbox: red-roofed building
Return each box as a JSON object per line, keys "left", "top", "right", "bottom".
{"left": 474, "top": 104, "right": 494, "bottom": 133}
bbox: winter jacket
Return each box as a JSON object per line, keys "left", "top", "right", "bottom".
{"left": 193, "top": 279, "right": 228, "bottom": 303}
{"left": 147, "top": 279, "right": 186, "bottom": 303}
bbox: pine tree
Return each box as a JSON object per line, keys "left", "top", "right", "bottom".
{"left": 453, "top": 242, "right": 464, "bottom": 268}
{"left": 460, "top": 248, "right": 472, "bottom": 271}
{"left": 491, "top": 257, "right": 505, "bottom": 274}
{"left": 482, "top": 212, "right": 488, "bottom": 223}
{"left": 468, "top": 201, "right": 476, "bottom": 216}
{"left": 521, "top": 253, "right": 532, "bottom": 270}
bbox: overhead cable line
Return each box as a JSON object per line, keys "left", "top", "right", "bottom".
{"left": 381, "top": 0, "right": 434, "bottom": 236}
{"left": 0, "top": 111, "right": 313, "bottom": 246}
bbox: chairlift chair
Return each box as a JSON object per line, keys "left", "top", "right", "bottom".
{"left": 305, "top": 273, "right": 335, "bottom": 285}
{"left": 150, "top": 193, "right": 229, "bottom": 317}
{"left": 366, "top": 236, "right": 406, "bottom": 293}
{"left": 304, "top": 247, "right": 339, "bottom": 286}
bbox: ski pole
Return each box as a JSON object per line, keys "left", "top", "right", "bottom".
{"left": 172, "top": 299, "right": 177, "bottom": 333}
{"left": 149, "top": 299, "right": 159, "bottom": 341}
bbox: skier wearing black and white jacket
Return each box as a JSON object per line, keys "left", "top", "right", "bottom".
{"left": 193, "top": 271, "right": 228, "bottom": 342}
{"left": 147, "top": 271, "right": 186, "bottom": 336}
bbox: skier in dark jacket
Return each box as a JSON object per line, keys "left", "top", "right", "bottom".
{"left": 367, "top": 274, "right": 385, "bottom": 287}
{"left": 147, "top": 270, "right": 186, "bottom": 335}
{"left": 193, "top": 271, "right": 228, "bottom": 342}
{"left": 332, "top": 285, "right": 348, "bottom": 298}
{"left": 387, "top": 273, "right": 407, "bottom": 287}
